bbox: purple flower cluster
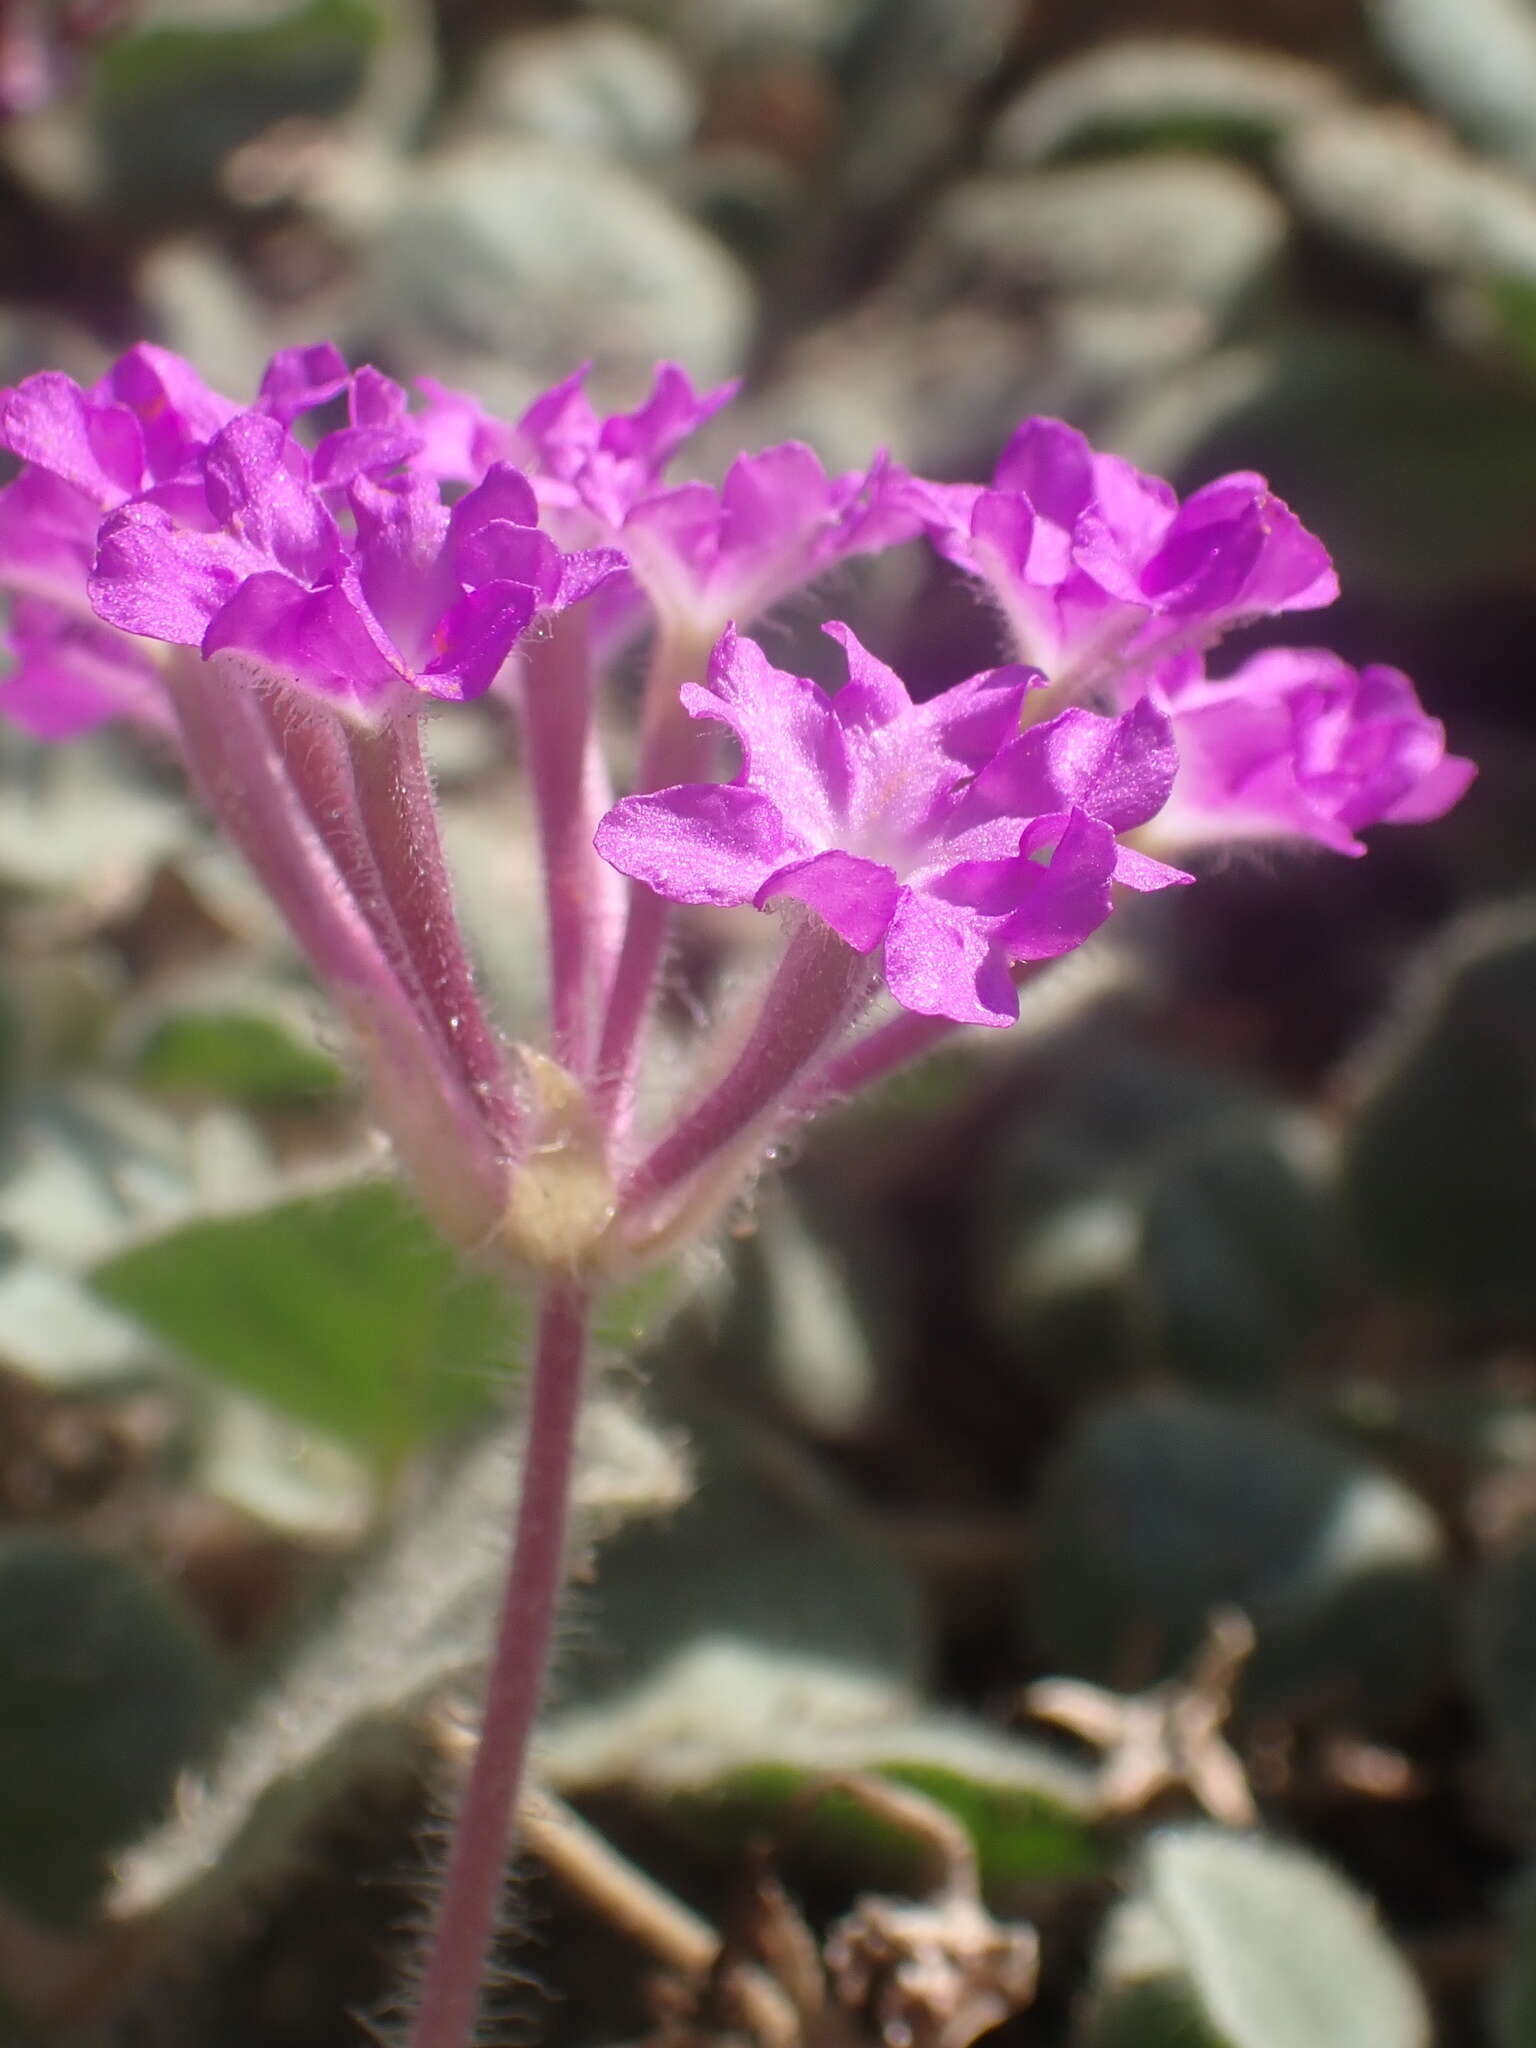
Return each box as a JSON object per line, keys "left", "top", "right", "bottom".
{"left": 0, "top": 340, "right": 1474, "bottom": 1235}
{"left": 0, "top": 345, "right": 629, "bottom": 727}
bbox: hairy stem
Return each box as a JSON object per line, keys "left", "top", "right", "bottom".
{"left": 407, "top": 1285, "right": 589, "bottom": 2048}
{"left": 347, "top": 711, "right": 523, "bottom": 1156}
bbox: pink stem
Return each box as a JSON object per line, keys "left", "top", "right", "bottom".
{"left": 594, "top": 628, "right": 714, "bottom": 1139}
{"left": 407, "top": 1285, "right": 589, "bottom": 2048}
{"left": 347, "top": 711, "right": 523, "bottom": 1157}
{"left": 592, "top": 882, "right": 669, "bottom": 1139}
{"left": 790, "top": 958, "right": 1052, "bottom": 1117}
{"left": 619, "top": 919, "right": 874, "bottom": 1231}
{"left": 793, "top": 1006, "right": 960, "bottom": 1114}
{"left": 167, "top": 657, "right": 505, "bottom": 1248}
{"left": 519, "top": 613, "right": 607, "bottom": 1074}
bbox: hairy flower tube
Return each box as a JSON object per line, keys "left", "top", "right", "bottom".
{"left": 0, "top": 338, "right": 1480, "bottom": 2048}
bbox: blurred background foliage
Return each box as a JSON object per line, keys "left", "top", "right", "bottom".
{"left": 2, "top": 0, "right": 1536, "bottom": 2043}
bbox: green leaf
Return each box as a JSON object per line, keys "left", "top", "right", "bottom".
{"left": 0, "top": 1536, "right": 221, "bottom": 1926}
{"left": 134, "top": 1009, "right": 346, "bottom": 1104}
{"left": 1087, "top": 1828, "right": 1431, "bottom": 2048}
{"left": 1487, "top": 273, "right": 1536, "bottom": 377}
{"left": 1028, "top": 1394, "right": 1448, "bottom": 1715}
{"left": 704, "top": 1748, "right": 1102, "bottom": 1892}
{"left": 543, "top": 1636, "right": 1099, "bottom": 1891}
{"left": 90, "top": 1178, "right": 521, "bottom": 1468}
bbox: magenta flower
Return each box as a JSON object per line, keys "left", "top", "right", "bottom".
{"left": 918, "top": 417, "right": 1337, "bottom": 692}
{"left": 509, "top": 361, "right": 738, "bottom": 539}
{"left": 0, "top": 343, "right": 353, "bottom": 733}
{"left": 1145, "top": 648, "right": 1477, "bottom": 856}
{"left": 617, "top": 444, "right": 921, "bottom": 644}
{"left": 368, "top": 363, "right": 917, "bottom": 648}
{"left": 595, "top": 624, "right": 1188, "bottom": 1026}
{"left": 86, "top": 412, "right": 606, "bottom": 719}
{"left": 0, "top": 595, "right": 168, "bottom": 739}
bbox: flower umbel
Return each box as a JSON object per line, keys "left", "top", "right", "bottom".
{"left": 0, "top": 340, "right": 1479, "bottom": 2048}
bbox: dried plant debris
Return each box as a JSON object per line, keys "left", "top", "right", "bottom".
{"left": 613, "top": 1775, "right": 1038, "bottom": 2048}
{"left": 1026, "top": 1609, "right": 1259, "bottom": 1827}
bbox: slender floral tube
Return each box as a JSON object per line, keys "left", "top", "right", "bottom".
{"left": 618, "top": 917, "right": 876, "bottom": 1252}
{"left": 518, "top": 612, "right": 616, "bottom": 1074}
{"left": 407, "top": 1285, "right": 589, "bottom": 2048}
{"left": 259, "top": 689, "right": 434, "bottom": 1021}
{"left": 167, "top": 654, "right": 506, "bottom": 1249}
{"left": 793, "top": 1005, "right": 960, "bottom": 1115}
{"left": 594, "top": 626, "right": 714, "bottom": 1140}
{"left": 347, "top": 711, "right": 524, "bottom": 1157}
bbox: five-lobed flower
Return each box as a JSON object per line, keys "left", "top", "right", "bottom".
{"left": 595, "top": 624, "right": 1191, "bottom": 1028}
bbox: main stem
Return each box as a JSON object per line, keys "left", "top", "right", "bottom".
{"left": 407, "top": 1285, "right": 589, "bottom": 2048}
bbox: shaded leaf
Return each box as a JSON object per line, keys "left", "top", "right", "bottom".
{"left": 93, "top": 0, "right": 380, "bottom": 218}
{"left": 1087, "top": 1827, "right": 1430, "bottom": 2048}
{"left": 1028, "top": 1394, "right": 1448, "bottom": 1715}
{"left": 544, "top": 1428, "right": 1097, "bottom": 1886}
{"left": 1137, "top": 1121, "right": 1339, "bottom": 1394}
{"left": 1178, "top": 333, "right": 1536, "bottom": 599}
{"left": 1346, "top": 908, "right": 1536, "bottom": 1323}
{"left": 0, "top": 1536, "right": 221, "bottom": 1926}
{"left": 1469, "top": 1533, "right": 1536, "bottom": 1783}
{"left": 1491, "top": 1858, "right": 1536, "bottom": 2047}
